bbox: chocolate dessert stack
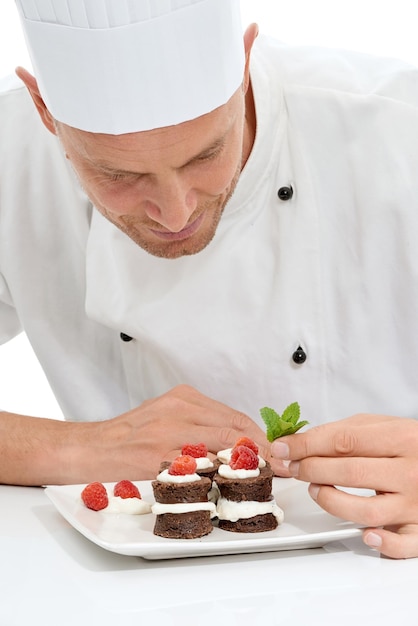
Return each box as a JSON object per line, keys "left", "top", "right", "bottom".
{"left": 151, "top": 455, "right": 216, "bottom": 539}
{"left": 215, "top": 439, "right": 284, "bottom": 533}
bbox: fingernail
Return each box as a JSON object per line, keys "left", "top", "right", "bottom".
{"left": 271, "top": 441, "right": 289, "bottom": 459}
{"left": 309, "top": 483, "right": 320, "bottom": 500}
{"left": 364, "top": 532, "right": 382, "bottom": 549}
{"left": 288, "top": 461, "right": 300, "bottom": 477}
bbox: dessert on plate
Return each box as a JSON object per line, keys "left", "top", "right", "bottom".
{"left": 80, "top": 401, "right": 308, "bottom": 538}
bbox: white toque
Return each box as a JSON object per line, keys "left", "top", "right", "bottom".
{"left": 15, "top": 0, "right": 245, "bottom": 134}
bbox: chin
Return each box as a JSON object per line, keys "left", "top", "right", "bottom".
{"left": 118, "top": 207, "right": 224, "bottom": 259}
{"left": 130, "top": 230, "right": 218, "bottom": 259}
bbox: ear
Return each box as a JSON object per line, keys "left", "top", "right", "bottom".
{"left": 15, "top": 67, "right": 58, "bottom": 135}
{"left": 242, "top": 23, "right": 259, "bottom": 92}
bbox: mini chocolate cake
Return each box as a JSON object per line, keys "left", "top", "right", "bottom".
{"left": 152, "top": 472, "right": 215, "bottom": 539}
{"left": 215, "top": 464, "right": 283, "bottom": 533}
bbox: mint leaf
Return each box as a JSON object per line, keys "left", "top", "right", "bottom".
{"left": 282, "top": 402, "right": 300, "bottom": 425}
{"left": 259, "top": 407, "right": 280, "bottom": 442}
{"left": 260, "top": 402, "right": 308, "bottom": 442}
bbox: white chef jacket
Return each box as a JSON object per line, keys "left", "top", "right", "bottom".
{"left": 1, "top": 36, "right": 418, "bottom": 427}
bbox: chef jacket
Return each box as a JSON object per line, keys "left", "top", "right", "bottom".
{"left": 1, "top": 36, "right": 418, "bottom": 427}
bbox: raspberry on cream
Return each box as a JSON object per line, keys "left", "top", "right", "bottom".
{"left": 217, "top": 448, "right": 266, "bottom": 468}
{"left": 156, "top": 468, "right": 201, "bottom": 483}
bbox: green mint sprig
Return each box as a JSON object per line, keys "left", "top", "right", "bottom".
{"left": 260, "top": 402, "right": 309, "bottom": 442}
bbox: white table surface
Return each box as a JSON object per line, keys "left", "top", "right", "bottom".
{"left": 1, "top": 482, "right": 417, "bottom": 626}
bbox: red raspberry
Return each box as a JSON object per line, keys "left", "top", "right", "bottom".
{"left": 81, "top": 482, "right": 109, "bottom": 511}
{"left": 181, "top": 442, "right": 208, "bottom": 458}
{"left": 114, "top": 480, "right": 141, "bottom": 499}
{"left": 233, "top": 436, "right": 259, "bottom": 456}
{"left": 230, "top": 445, "right": 259, "bottom": 471}
{"left": 168, "top": 455, "right": 198, "bottom": 476}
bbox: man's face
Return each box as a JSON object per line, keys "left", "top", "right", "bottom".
{"left": 57, "top": 89, "right": 249, "bottom": 259}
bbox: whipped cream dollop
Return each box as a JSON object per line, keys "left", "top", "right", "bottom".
{"left": 195, "top": 457, "right": 214, "bottom": 470}
{"left": 156, "top": 469, "right": 201, "bottom": 483}
{"left": 152, "top": 501, "right": 217, "bottom": 517}
{"left": 216, "top": 497, "right": 284, "bottom": 523}
{"left": 104, "top": 496, "right": 152, "bottom": 515}
{"left": 217, "top": 448, "right": 266, "bottom": 468}
{"left": 217, "top": 464, "right": 260, "bottom": 480}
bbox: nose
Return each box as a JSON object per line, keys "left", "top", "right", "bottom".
{"left": 144, "top": 175, "right": 198, "bottom": 232}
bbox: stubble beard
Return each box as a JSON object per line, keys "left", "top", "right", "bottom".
{"left": 103, "top": 164, "right": 241, "bottom": 260}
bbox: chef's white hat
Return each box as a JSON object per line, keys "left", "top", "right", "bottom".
{"left": 15, "top": 0, "right": 245, "bottom": 134}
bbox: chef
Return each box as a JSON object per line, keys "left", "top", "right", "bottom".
{"left": 1, "top": 0, "right": 418, "bottom": 558}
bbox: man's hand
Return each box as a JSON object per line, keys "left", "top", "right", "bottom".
{"left": 0, "top": 384, "right": 282, "bottom": 486}
{"left": 270, "top": 414, "right": 418, "bottom": 559}
{"left": 96, "top": 384, "right": 277, "bottom": 480}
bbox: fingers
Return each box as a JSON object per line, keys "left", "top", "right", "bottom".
{"left": 154, "top": 385, "right": 262, "bottom": 434}
{"left": 363, "top": 524, "right": 418, "bottom": 559}
{"left": 196, "top": 423, "right": 268, "bottom": 460}
{"left": 156, "top": 385, "right": 252, "bottom": 426}
{"left": 142, "top": 385, "right": 269, "bottom": 464}
{"left": 271, "top": 415, "right": 416, "bottom": 461}
{"left": 308, "top": 483, "right": 415, "bottom": 528}
{"left": 270, "top": 459, "right": 293, "bottom": 477}
{"left": 289, "top": 456, "right": 408, "bottom": 493}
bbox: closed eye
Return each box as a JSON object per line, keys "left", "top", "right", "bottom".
{"left": 186, "top": 142, "right": 225, "bottom": 167}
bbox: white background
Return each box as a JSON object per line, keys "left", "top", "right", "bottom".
{"left": 1, "top": 1, "right": 417, "bottom": 418}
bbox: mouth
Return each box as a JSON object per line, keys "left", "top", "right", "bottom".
{"left": 148, "top": 211, "right": 206, "bottom": 242}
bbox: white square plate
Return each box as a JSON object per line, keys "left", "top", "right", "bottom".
{"left": 45, "top": 478, "right": 363, "bottom": 560}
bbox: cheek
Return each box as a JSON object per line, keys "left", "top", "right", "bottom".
{"left": 81, "top": 174, "right": 141, "bottom": 215}
{"left": 204, "top": 164, "right": 237, "bottom": 195}
{"left": 196, "top": 151, "right": 242, "bottom": 196}
{"left": 97, "top": 185, "right": 137, "bottom": 211}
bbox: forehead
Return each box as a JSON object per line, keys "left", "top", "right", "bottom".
{"left": 58, "top": 89, "right": 241, "bottom": 170}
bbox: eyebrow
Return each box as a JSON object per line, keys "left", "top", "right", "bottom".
{"left": 93, "top": 134, "right": 227, "bottom": 178}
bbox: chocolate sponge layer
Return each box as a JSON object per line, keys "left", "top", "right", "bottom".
{"left": 153, "top": 510, "right": 213, "bottom": 539}
{"left": 218, "top": 513, "right": 278, "bottom": 533}
{"left": 152, "top": 476, "right": 212, "bottom": 504}
{"left": 214, "top": 465, "right": 274, "bottom": 502}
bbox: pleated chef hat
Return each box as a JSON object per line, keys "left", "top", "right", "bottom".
{"left": 15, "top": 0, "right": 245, "bottom": 134}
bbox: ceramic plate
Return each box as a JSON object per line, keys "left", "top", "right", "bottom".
{"left": 45, "top": 478, "right": 363, "bottom": 560}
